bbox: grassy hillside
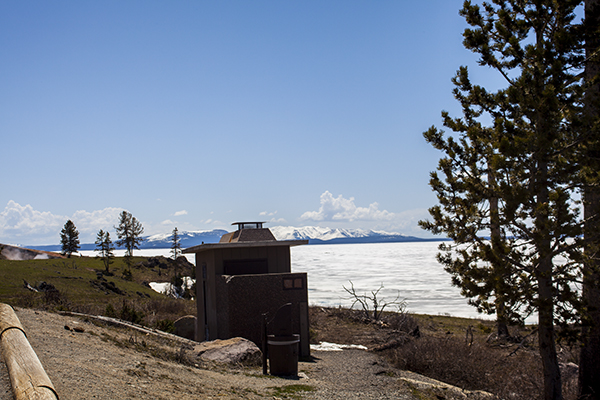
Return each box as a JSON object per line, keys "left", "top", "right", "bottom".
{"left": 0, "top": 255, "right": 196, "bottom": 329}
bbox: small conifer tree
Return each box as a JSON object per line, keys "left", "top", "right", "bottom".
{"left": 60, "top": 220, "right": 80, "bottom": 258}
{"left": 94, "top": 229, "right": 115, "bottom": 274}
{"left": 170, "top": 227, "right": 181, "bottom": 261}
{"left": 114, "top": 211, "right": 144, "bottom": 273}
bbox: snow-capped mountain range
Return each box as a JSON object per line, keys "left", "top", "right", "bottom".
{"left": 139, "top": 226, "right": 430, "bottom": 247}
{"left": 269, "top": 226, "right": 420, "bottom": 244}
{"left": 144, "top": 229, "right": 227, "bottom": 248}
{"left": 28, "top": 226, "right": 437, "bottom": 252}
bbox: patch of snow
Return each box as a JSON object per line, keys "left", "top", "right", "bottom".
{"left": 149, "top": 277, "right": 195, "bottom": 298}
{"left": 149, "top": 282, "right": 171, "bottom": 294}
{"left": 309, "top": 341, "right": 368, "bottom": 351}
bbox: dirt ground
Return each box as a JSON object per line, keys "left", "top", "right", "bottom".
{"left": 0, "top": 307, "right": 426, "bottom": 400}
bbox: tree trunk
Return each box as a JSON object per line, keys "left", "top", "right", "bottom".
{"left": 489, "top": 172, "right": 510, "bottom": 337}
{"left": 495, "top": 301, "right": 510, "bottom": 337}
{"left": 536, "top": 157, "right": 562, "bottom": 400}
{"left": 579, "top": 1, "right": 600, "bottom": 398}
{"left": 580, "top": 187, "right": 600, "bottom": 400}
{"left": 580, "top": 165, "right": 600, "bottom": 400}
{"left": 538, "top": 264, "right": 562, "bottom": 400}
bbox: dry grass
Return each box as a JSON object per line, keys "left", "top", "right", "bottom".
{"left": 388, "top": 335, "right": 543, "bottom": 399}
{"left": 309, "top": 306, "right": 580, "bottom": 400}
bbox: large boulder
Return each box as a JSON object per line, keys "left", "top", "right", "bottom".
{"left": 398, "top": 370, "right": 496, "bottom": 400}
{"left": 193, "top": 337, "right": 261, "bottom": 366}
{"left": 173, "top": 315, "right": 196, "bottom": 341}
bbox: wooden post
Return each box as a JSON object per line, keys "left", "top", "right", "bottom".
{"left": 0, "top": 304, "right": 58, "bottom": 400}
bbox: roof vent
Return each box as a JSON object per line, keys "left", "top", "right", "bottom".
{"left": 232, "top": 222, "right": 265, "bottom": 230}
{"left": 219, "top": 221, "right": 276, "bottom": 243}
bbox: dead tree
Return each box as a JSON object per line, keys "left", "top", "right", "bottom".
{"left": 343, "top": 280, "right": 404, "bottom": 321}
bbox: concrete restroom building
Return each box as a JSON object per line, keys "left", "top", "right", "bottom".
{"left": 183, "top": 222, "right": 310, "bottom": 357}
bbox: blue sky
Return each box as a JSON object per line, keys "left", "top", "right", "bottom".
{"left": 1, "top": 1, "right": 504, "bottom": 245}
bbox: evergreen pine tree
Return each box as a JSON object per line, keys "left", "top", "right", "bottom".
{"left": 60, "top": 220, "right": 80, "bottom": 258}
{"left": 115, "top": 211, "right": 144, "bottom": 275}
{"left": 114, "top": 211, "right": 144, "bottom": 257}
{"left": 170, "top": 227, "right": 181, "bottom": 261}
{"left": 420, "top": 84, "right": 526, "bottom": 337}
{"left": 94, "top": 229, "right": 115, "bottom": 274}
{"left": 421, "top": 2, "right": 586, "bottom": 399}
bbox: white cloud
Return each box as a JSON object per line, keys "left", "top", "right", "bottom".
{"left": 71, "top": 208, "right": 123, "bottom": 234}
{"left": 260, "top": 211, "right": 278, "bottom": 217}
{"left": 161, "top": 219, "right": 175, "bottom": 225}
{"left": 202, "top": 219, "right": 227, "bottom": 228}
{"left": 269, "top": 217, "right": 287, "bottom": 224}
{"left": 0, "top": 201, "right": 66, "bottom": 243}
{"left": 0, "top": 201, "right": 124, "bottom": 245}
{"left": 301, "top": 191, "right": 396, "bottom": 222}
{"left": 174, "top": 210, "right": 188, "bottom": 217}
{"left": 371, "top": 208, "right": 432, "bottom": 237}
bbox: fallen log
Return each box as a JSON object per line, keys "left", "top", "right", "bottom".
{"left": 58, "top": 311, "right": 197, "bottom": 346}
{"left": 0, "top": 304, "right": 58, "bottom": 400}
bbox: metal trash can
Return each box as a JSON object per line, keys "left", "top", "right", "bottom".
{"left": 267, "top": 334, "right": 300, "bottom": 376}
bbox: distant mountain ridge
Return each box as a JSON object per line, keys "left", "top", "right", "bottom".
{"left": 144, "top": 229, "right": 228, "bottom": 248}
{"left": 30, "top": 229, "right": 228, "bottom": 252}
{"left": 28, "top": 226, "right": 440, "bottom": 252}
{"left": 269, "top": 226, "right": 429, "bottom": 244}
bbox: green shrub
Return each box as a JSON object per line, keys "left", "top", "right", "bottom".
{"left": 118, "top": 301, "right": 144, "bottom": 324}
{"left": 105, "top": 304, "right": 117, "bottom": 318}
{"left": 122, "top": 269, "right": 133, "bottom": 281}
{"left": 478, "top": 323, "right": 492, "bottom": 334}
{"left": 154, "top": 319, "right": 175, "bottom": 333}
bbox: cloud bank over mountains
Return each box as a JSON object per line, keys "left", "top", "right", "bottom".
{"left": 0, "top": 192, "right": 432, "bottom": 246}
{"left": 298, "top": 191, "right": 429, "bottom": 236}
{"left": 301, "top": 191, "right": 396, "bottom": 222}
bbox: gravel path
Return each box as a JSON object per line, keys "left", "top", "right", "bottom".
{"left": 303, "top": 350, "right": 413, "bottom": 399}
{"left": 0, "top": 308, "right": 420, "bottom": 399}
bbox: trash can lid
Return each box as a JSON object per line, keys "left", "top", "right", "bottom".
{"left": 267, "top": 334, "right": 300, "bottom": 345}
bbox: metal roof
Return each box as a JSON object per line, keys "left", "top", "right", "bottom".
{"left": 182, "top": 239, "right": 308, "bottom": 254}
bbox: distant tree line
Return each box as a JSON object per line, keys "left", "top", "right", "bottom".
{"left": 59, "top": 213, "right": 186, "bottom": 281}
{"left": 59, "top": 211, "right": 149, "bottom": 278}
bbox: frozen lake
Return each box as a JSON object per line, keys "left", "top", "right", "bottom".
{"left": 290, "top": 241, "right": 482, "bottom": 319}
{"left": 82, "top": 241, "right": 489, "bottom": 320}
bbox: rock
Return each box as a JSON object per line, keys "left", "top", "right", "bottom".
{"left": 139, "top": 256, "right": 194, "bottom": 276}
{"left": 399, "top": 370, "right": 497, "bottom": 400}
{"left": 37, "top": 282, "right": 57, "bottom": 292}
{"left": 174, "top": 256, "right": 194, "bottom": 271}
{"left": 173, "top": 315, "right": 196, "bottom": 341}
{"left": 371, "top": 336, "right": 412, "bottom": 352}
{"left": 90, "top": 280, "right": 124, "bottom": 295}
{"left": 193, "top": 337, "right": 262, "bottom": 366}
{"left": 560, "top": 362, "right": 579, "bottom": 392}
